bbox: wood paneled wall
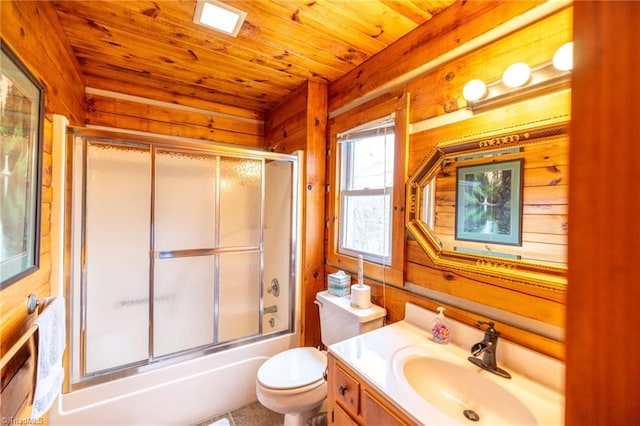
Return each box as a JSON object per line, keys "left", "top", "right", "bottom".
{"left": 328, "top": 0, "right": 548, "bottom": 113}
{"left": 85, "top": 92, "right": 265, "bottom": 148}
{"left": 0, "top": 0, "right": 84, "bottom": 347}
{"left": 1, "top": 1, "right": 85, "bottom": 420}
{"left": 265, "top": 81, "right": 328, "bottom": 348}
{"left": 325, "top": 3, "right": 571, "bottom": 359}
{"left": 1, "top": 2, "right": 85, "bottom": 124}
{"left": 566, "top": 2, "right": 640, "bottom": 424}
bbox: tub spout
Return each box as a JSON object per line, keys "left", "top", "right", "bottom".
{"left": 264, "top": 305, "right": 278, "bottom": 314}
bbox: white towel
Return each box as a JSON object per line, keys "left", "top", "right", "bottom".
{"left": 32, "top": 297, "right": 66, "bottom": 419}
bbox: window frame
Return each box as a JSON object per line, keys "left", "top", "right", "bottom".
{"left": 326, "top": 94, "right": 408, "bottom": 287}
{"left": 338, "top": 125, "right": 394, "bottom": 264}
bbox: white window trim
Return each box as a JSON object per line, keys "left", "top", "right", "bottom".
{"left": 336, "top": 116, "right": 395, "bottom": 266}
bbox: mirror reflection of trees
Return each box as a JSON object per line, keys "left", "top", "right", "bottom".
{"left": 1, "top": 75, "right": 34, "bottom": 260}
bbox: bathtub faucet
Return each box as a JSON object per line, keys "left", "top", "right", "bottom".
{"left": 264, "top": 304, "right": 278, "bottom": 314}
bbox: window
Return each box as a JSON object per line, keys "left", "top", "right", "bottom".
{"left": 338, "top": 120, "right": 394, "bottom": 264}
{"left": 327, "top": 96, "right": 408, "bottom": 287}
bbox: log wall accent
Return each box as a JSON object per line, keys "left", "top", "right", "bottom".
{"left": 566, "top": 2, "right": 640, "bottom": 424}
{"left": 265, "top": 81, "right": 328, "bottom": 348}
{"left": 1, "top": 2, "right": 85, "bottom": 422}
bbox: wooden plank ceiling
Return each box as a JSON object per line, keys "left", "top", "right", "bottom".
{"left": 51, "top": 0, "right": 456, "bottom": 116}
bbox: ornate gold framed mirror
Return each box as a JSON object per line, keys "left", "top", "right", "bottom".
{"left": 406, "top": 119, "right": 569, "bottom": 291}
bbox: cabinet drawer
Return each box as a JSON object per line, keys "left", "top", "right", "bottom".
{"left": 334, "top": 364, "right": 360, "bottom": 418}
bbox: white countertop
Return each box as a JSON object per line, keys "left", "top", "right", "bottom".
{"left": 327, "top": 303, "right": 565, "bottom": 426}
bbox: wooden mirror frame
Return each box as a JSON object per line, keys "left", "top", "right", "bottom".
{"left": 406, "top": 120, "right": 568, "bottom": 292}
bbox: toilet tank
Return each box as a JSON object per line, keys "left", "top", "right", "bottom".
{"left": 316, "top": 290, "right": 386, "bottom": 347}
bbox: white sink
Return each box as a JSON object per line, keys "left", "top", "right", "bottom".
{"left": 390, "top": 343, "right": 560, "bottom": 425}
{"left": 397, "top": 348, "right": 537, "bottom": 425}
{"left": 329, "top": 303, "right": 564, "bottom": 426}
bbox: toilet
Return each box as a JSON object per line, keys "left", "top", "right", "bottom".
{"left": 256, "top": 290, "right": 386, "bottom": 426}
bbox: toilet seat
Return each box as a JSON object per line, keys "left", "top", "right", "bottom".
{"left": 257, "top": 347, "right": 326, "bottom": 390}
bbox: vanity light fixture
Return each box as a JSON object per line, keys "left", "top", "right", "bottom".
{"left": 552, "top": 42, "right": 574, "bottom": 71}
{"left": 193, "top": 0, "right": 247, "bottom": 37}
{"left": 462, "top": 79, "right": 488, "bottom": 102}
{"left": 463, "top": 42, "right": 573, "bottom": 113}
{"left": 502, "top": 62, "right": 531, "bottom": 88}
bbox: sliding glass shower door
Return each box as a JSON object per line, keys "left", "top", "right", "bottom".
{"left": 153, "top": 150, "right": 263, "bottom": 357}
{"left": 71, "top": 132, "right": 297, "bottom": 384}
{"left": 152, "top": 149, "right": 219, "bottom": 357}
{"left": 83, "top": 142, "right": 151, "bottom": 374}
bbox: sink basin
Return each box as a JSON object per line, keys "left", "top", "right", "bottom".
{"left": 403, "top": 356, "right": 536, "bottom": 424}
{"left": 393, "top": 345, "right": 538, "bottom": 425}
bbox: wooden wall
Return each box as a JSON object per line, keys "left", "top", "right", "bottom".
{"left": 566, "top": 2, "right": 640, "bottom": 424}
{"left": 329, "top": 1, "right": 545, "bottom": 112}
{"left": 0, "top": 0, "right": 84, "bottom": 356}
{"left": 265, "top": 81, "right": 328, "bottom": 348}
{"left": 1, "top": 0, "right": 85, "bottom": 420}
{"left": 85, "top": 92, "right": 265, "bottom": 148}
{"left": 325, "top": 2, "right": 571, "bottom": 359}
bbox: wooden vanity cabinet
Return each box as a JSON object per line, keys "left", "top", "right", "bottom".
{"left": 327, "top": 353, "right": 415, "bottom": 425}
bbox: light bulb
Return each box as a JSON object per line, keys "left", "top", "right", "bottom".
{"left": 553, "top": 42, "right": 573, "bottom": 71}
{"left": 502, "top": 62, "right": 531, "bottom": 88}
{"left": 462, "top": 79, "right": 487, "bottom": 102}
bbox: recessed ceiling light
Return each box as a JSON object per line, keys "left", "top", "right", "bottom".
{"left": 193, "top": 0, "right": 247, "bottom": 37}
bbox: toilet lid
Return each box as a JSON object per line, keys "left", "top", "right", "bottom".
{"left": 257, "top": 347, "right": 326, "bottom": 390}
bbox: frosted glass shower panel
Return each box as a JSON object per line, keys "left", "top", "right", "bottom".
{"left": 153, "top": 256, "right": 215, "bottom": 357}
{"left": 84, "top": 143, "right": 151, "bottom": 374}
{"left": 154, "top": 149, "right": 217, "bottom": 250}
{"left": 263, "top": 161, "right": 294, "bottom": 334}
{"left": 218, "top": 251, "right": 261, "bottom": 342}
{"left": 219, "top": 157, "right": 262, "bottom": 247}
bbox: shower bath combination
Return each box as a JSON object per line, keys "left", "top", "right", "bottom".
{"left": 53, "top": 128, "right": 301, "bottom": 425}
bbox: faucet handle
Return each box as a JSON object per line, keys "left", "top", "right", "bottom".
{"left": 476, "top": 321, "right": 498, "bottom": 334}
{"left": 471, "top": 342, "right": 488, "bottom": 356}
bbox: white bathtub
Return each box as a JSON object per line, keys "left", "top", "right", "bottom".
{"left": 50, "top": 333, "right": 299, "bottom": 425}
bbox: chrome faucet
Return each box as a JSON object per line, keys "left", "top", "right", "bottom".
{"left": 468, "top": 321, "right": 511, "bottom": 379}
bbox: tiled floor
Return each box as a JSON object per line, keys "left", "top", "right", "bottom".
{"left": 193, "top": 401, "right": 284, "bottom": 426}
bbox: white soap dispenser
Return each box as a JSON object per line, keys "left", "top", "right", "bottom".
{"left": 431, "top": 307, "right": 451, "bottom": 344}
